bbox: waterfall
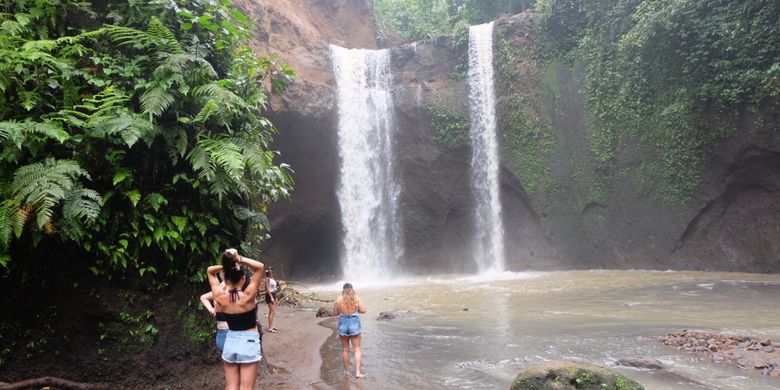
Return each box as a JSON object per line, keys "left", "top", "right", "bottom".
{"left": 329, "top": 45, "right": 404, "bottom": 282}
{"left": 467, "top": 22, "right": 506, "bottom": 274}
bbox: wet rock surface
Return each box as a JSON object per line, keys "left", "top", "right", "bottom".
{"left": 315, "top": 306, "right": 334, "bottom": 317}
{"left": 377, "top": 310, "right": 413, "bottom": 320}
{"left": 511, "top": 360, "right": 644, "bottom": 390}
{"left": 613, "top": 358, "right": 663, "bottom": 370}
{"left": 661, "top": 330, "right": 780, "bottom": 377}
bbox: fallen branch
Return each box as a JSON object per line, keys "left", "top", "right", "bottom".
{"left": 0, "top": 376, "right": 109, "bottom": 390}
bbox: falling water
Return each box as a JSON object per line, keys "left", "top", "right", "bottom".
{"left": 329, "top": 45, "right": 403, "bottom": 282}
{"left": 467, "top": 22, "right": 505, "bottom": 273}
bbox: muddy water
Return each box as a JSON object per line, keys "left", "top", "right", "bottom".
{"left": 310, "top": 270, "right": 780, "bottom": 389}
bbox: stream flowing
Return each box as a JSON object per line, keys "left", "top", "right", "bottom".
{"left": 311, "top": 270, "right": 780, "bottom": 389}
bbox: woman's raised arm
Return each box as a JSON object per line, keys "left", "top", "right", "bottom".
{"left": 207, "top": 265, "right": 224, "bottom": 297}
{"left": 236, "top": 254, "right": 264, "bottom": 296}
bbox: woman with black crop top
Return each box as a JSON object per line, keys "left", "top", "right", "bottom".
{"left": 207, "top": 248, "right": 264, "bottom": 390}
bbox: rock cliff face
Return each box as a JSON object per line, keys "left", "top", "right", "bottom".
{"left": 244, "top": 2, "right": 779, "bottom": 278}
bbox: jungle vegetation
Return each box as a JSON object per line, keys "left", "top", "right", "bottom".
{"left": 376, "top": 0, "right": 780, "bottom": 205}
{"left": 0, "top": 0, "right": 295, "bottom": 281}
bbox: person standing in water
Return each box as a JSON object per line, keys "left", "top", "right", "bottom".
{"left": 264, "top": 267, "right": 278, "bottom": 333}
{"left": 207, "top": 248, "right": 264, "bottom": 390}
{"left": 333, "top": 282, "right": 367, "bottom": 378}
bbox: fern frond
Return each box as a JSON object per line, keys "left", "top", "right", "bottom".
{"left": 0, "top": 120, "right": 69, "bottom": 149}
{"left": 234, "top": 137, "right": 271, "bottom": 176}
{"left": 192, "top": 99, "right": 219, "bottom": 124}
{"left": 0, "top": 200, "right": 14, "bottom": 248}
{"left": 155, "top": 52, "right": 217, "bottom": 79}
{"left": 196, "top": 137, "right": 245, "bottom": 181}
{"left": 64, "top": 87, "right": 130, "bottom": 121}
{"left": 25, "top": 121, "right": 70, "bottom": 143}
{"left": 0, "top": 70, "right": 10, "bottom": 92}
{"left": 21, "top": 39, "right": 57, "bottom": 52}
{"left": 10, "top": 158, "right": 91, "bottom": 229}
{"left": 147, "top": 17, "right": 183, "bottom": 54}
{"left": 96, "top": 111, "right": 156, "bottom": 147}
{"left": 59, "top": 187, "right": 102, "bottom": 242}
{"left": 99, "top": 25, "right": 155, "bottom": 49}
{"left": 0, "top": 121, "right": 24, "bottom": 148}
{"left": 140, "top": 86, "right": 175, "bottom": 118}
{"left": 12, "top": 202, "right": 28, "bottom": 237}
{"left": 20, "top": 90, "right": 39, "bottom": 111}
{"left": 231, "top": 205, "right": 270, "bottom": 230}
{"left": 1, "top": 20, "right": 25, "bottom": 35}
{"left": 161, "top": 127, "right": 188, "bottom": 164}
{"left": 62, "top": 188, "right": 103, "bottom": 223}
{"left": 194, "top": 82, "right": 254, "bottom": 113}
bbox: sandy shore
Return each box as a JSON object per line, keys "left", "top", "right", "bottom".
{"left": 256, "top": 306, "right": 334, "bottom": 389}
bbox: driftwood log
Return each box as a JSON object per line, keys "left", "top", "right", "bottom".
{"left": 0, "top": 376, "right": 109, "bottom": 390}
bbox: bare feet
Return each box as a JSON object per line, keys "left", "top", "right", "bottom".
{"left": 355, "top": 372, "right": 365, "bottom": 378}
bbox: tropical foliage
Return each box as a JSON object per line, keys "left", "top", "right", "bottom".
{"left": 373, "top": 0, "right": 535, "bottom": 40}
{"left": 0, "top": 0, "right": 294, "bottom": 279}
{"left": 535, "top": 0, "right": 780, "bottom": 203}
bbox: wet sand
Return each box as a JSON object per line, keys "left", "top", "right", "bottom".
{"left": 257, "top": 306, "right": 334, "bottom": 389}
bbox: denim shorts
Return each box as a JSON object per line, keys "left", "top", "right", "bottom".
{"left": 221, "top": 330, "right": 261, "bottom": 363}
{"left": 215, "top": 328, "right": 228, "bottom": 352}
{"left": 338, "top": 315, "right": 361, "bottom": 337}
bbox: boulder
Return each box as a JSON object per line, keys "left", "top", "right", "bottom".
{"left": 511, "top": 361, "right": 644, "bottom": 390}
{"left": 377, "top": 310, "right": 415, "bottom": 320}
{"left": 315, "top": 306, "right": 333, "bottom": 317}
{"left": 614, "top": 358, "right": 663, "bottom": 370}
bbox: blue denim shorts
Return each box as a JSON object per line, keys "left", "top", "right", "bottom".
{"left": 216, "top": 328, "right": 228, "bottom": 352}
{"left": 338, "top": 315, "right": 361, "bottom": 337}
{"left": 221, "top": 330, "right": 261, "bottom": 363}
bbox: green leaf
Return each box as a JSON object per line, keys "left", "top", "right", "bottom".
{"left": 124, "top": 190, "right": 141, "bottom": 206}
{"left": 113, "top": 170, "right": 132, "bottom": 186}
{"left": 140, "top": 87, "right": 175, "bottom": 118}
{"left": 153, "top": 227, "right": 164, "bottom": 242}
{"left": 231, "top": 9, "right": 248, "bottom": 25}
{"left": 171, "top": 216, "right": 187, "bottom": 232}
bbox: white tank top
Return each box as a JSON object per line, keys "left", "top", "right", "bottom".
{"left": 268, "top": 278, "right": 277, "bottom": 293}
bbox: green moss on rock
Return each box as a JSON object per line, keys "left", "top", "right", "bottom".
{"left": 511, "top": 361, "right": 644, "bottom": 390}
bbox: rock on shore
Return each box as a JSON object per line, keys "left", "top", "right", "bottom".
{"left": 661, "top": 330, "right": 780, "bottom": 377}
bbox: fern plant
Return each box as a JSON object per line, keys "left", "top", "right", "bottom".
{"left": 0, "top": 0, "right": 294, "bottom": 282}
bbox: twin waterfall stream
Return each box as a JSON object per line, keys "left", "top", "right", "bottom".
{"left": 330, "top": 22, "right": 503, "bottom": 280}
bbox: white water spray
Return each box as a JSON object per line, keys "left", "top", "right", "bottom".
{"left": 329, "top": 45, "right": 404, "bottom": 282}
{"left": 467, "top": 22, "right": 505, "bottom": 273}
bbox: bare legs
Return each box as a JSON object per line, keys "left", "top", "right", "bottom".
{"left": 352, "top": 334, "right": 364, "bottom": 378}
{"left": 238, "top": 362, "right": 258, "bottom": 390}
{"left": 224, "top": 362, "right": 239, "bottom": 390}
{"left": 224, "top": 362, "right": 258, "bottom": 390}
{"left": 340, "top": 335, "right": 350, "bottom": 377}
{"left": 267, "top": 301, "right": 276, "bottom": 331}
{"left": 339, "top": 334, "right": 365, "bottom": 378}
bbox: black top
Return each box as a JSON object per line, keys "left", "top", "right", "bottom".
{"left": 215, "top": 312, "right": 227, "bottom": 322}
{"left": 222, "top": 307, "right": 257, "bottom": 331}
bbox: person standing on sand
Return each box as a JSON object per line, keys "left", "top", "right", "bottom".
{"left": 265, "top": 267, "right": 279, "bottom": 333}
{"left": 207, "top": 248, "right": 265, "bottom": 390}
{"left": 333, "top": 282, "right": 367, "bottom": 378}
